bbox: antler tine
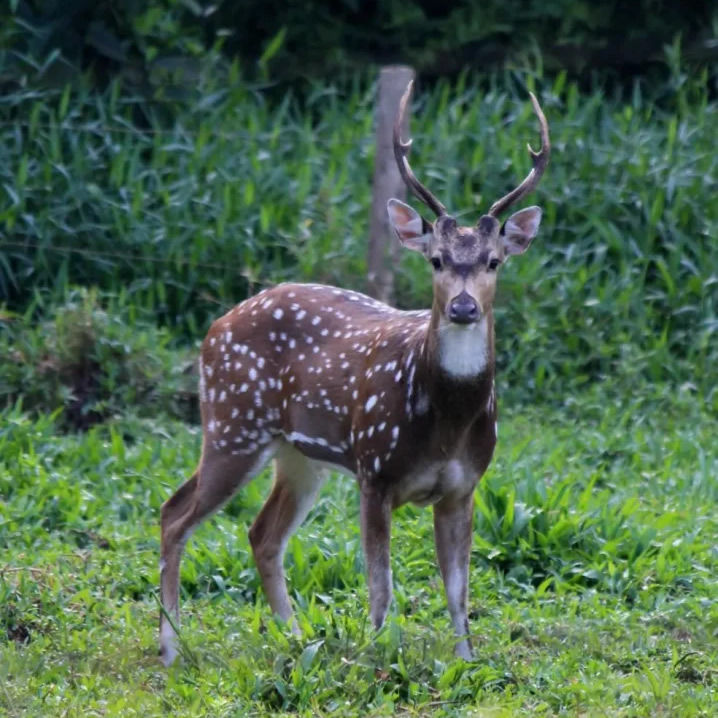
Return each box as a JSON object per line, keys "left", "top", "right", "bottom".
{"left": 488, "top": 91, "right": 550, "bottom": 218}
{"left": 393, "top": 80, "right": 447, "bottom": 217}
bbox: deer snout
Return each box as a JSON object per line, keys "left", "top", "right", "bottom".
{"left": 448, "top": 292, "right": 480, "bottom": 325}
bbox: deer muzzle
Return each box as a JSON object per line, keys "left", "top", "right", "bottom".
{"left": 448, "top": 292, "right": 480, "bottom": 325}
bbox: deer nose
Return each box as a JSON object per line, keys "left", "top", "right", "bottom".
{"left": 448, "top": 292, "right": 479, "bottom": 324}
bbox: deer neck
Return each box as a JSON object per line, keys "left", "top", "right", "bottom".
{"left": 410, "top": 303, "right": 495, "bottom": 419}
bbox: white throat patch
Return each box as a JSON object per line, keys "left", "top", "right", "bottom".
{"left": 437, "top": 318, "right": 490, "bottom": 378}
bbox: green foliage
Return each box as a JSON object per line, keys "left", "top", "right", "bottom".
{"left": 217, "top": 0, "right": 717, "bottom": 82}
{"left": 1, "top": 394, "right": 716, "bottom": 715}
{"left": 0, "top": 288, "right": 197, "bottom": 428}
{"left": 1, "top": 65, "right": 717, "bottom": 402}
{"left": 0, "top": 0, "right": 222, "bottom": 95}
{"left": 1, "top": 0, "right": 716, "bottom": 88}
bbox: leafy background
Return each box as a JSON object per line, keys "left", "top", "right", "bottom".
{"left": 2, "top": 61, "right": 716, "bottom": 410}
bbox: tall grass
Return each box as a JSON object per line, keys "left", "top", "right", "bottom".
{"left": 1, "top": 61, "right": 716, "bottom": 403}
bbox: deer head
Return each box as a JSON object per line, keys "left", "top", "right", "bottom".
{"left": 387, "top": 82, "right": 550, "bottom": 328}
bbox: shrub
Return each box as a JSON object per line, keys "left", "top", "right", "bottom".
{"left": 0, "top": 288, "right": 197, "bottom": 429}
{"left": 1, "top": 1, "right": 715, "bottom": 89}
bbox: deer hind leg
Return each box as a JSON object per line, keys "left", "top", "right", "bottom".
{"left": 159, "top": 443, "right": 277, "bottom": 666}
{"left": 248, "top": 443, "right": 326, "bottom": 633}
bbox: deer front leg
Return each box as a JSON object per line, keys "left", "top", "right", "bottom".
{"left": 359, "top": 485, "right": 393, "bottom": 630}
{"left": 434, "top": 492, "right": 475, "bottom": 660}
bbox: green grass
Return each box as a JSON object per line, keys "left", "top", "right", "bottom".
{"left": 2, "top": 389, "right": 716, "bottom": 716}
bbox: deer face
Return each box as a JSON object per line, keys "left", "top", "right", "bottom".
{"left": 388, "top": 200, "right": 542, "bottom": 325}
{"left": 388, "top": 80, "right": 549, "bottom": 328}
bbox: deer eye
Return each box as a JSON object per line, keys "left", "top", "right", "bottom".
{"left": 430, "top": 256, "right": 442, "bottom": 271}
{"left": 488, "top": 258, "right": 501, "bottom": 271}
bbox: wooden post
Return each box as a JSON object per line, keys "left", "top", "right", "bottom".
{"left": 367, "top": 65, "right": 416, "bottom": 303}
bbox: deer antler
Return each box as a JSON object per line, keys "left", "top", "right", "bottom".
{"left": 393, "top": 80, "right": 447, "bottom": 217}
{"left": 488, "top": 92, "right": 550, "bottom": 218}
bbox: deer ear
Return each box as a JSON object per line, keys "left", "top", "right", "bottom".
{"left": 501, "top": 206, "right": 542, "bottom": 255}
{"left": 387, "top": 199, "right": 432, "bottom": 254}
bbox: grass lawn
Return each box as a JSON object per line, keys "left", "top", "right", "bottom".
{"left": 1, "top": 387, "right": 716, "bottom": 716}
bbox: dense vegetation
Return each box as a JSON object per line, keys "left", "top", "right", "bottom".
{"left": 1, "top": 6, "right": 717, "bottom": 715}
{"left": 2, "top": 60, "right": 717, "bottom": 408}
{"left": 2, "top": 1, "right": 716, "bottom": 88}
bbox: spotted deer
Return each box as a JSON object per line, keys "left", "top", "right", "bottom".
{"left": 159, "top": 81, "right": 549, "bottom": 665}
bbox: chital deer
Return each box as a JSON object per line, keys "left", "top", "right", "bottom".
{"left": 159, "top": 81, "right": 549, "bottom": 665}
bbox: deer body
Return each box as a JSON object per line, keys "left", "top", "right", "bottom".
{"left": 199, "top": 282, "right": 497, "bottom": 502}
{"left": 160, "top": 82, "right": 549, "bottom": 666}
